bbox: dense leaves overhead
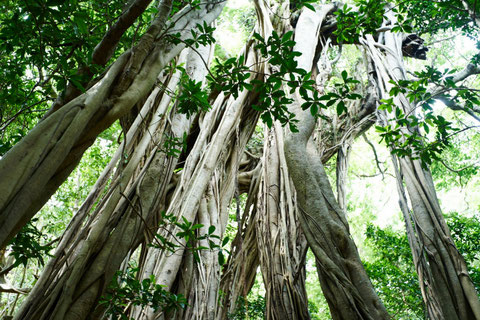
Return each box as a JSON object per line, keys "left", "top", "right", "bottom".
{"left": 0, "top": 0, "right": 156, "bottom": 154}
{"left": 394, "top": 0, "right": 479, "bottom": 36}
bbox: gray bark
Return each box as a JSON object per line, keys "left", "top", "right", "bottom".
{"left": 0, "top": 0, "right": 225, "bottom": 249}
{"left": 283, "top": 5, "right": 390, "bottom": 319}
{"left": 217, "top": 163, "right": 261, "bottom": 320}
{"left": 12, "top": 46, "right": 210, "bottom": 320}
{"left": 256, "top": 124, "right": 309, "bottom": 320}
{"left": 361, "top": 19, "right": 480, "bottom": 318}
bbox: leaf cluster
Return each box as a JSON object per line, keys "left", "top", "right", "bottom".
{"left": 99, "top": 267, "right": 187, "bottom": 320}
{"left": 151, "top": 212, "right": 230, "bottom": 266}
{"left": 0, "top": 0, "right": 153, "bottom": 145}
{"left": 161, "top": 132, "right": 187, "bottom": 157}
{"left": 8, "top": 218, "right": 53, "bottom": 268}
{"left": 333, "top": 0, "right": 386, "bottom": 43}
{"left": 365, "top": 213, "right": 480, "bottom": 317}
{"left": 393, "top": 0, "right": 478, "bottom": 37}
{"left": 375, "top": 66, "right": 479, "bottom": 166}
{"left": 167, "top": 21, "right": 216, "bottom": 49}
{"left": 209, "top": 31, "right": 363, "bottom": 131}
{"left": 301, "top": 70, "right": 362, "bottom": 118}
{"left": 176, "top": 69, "right": 211, "bottom": 118}
{"left": 228, "top": 295, "right": 266, "bottom": 320}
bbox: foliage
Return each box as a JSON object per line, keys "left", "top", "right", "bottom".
{"left": 334, "top": 1, "right": 387, "bottom": 43}
{"left": 209, "top": 31, "right": 363, "bottom": 131}
{"left": 166, "top": 23, "right": 216, "bottom": 118}
{"left": 2, "top": 0, "right": 480, "bottom": 318}
{"left": 393, "top": 0, "right": 478, "bottom": 37}
{"left": 0, "top": 127, "right": 26, "bottom": 156}
{"left": 8, "top": 218, "right": 53, "bottom": 268}
{"left": 170, "top": 0, "right": 202, "bottom": 16}
{"left": 430, "top": 128, "right": 480, "bottom": 189}
{"left": 227, "top": 295, "right": 266, "bottom": 320}
{"left": 0, "top": 0, "right": 154, "bottom": 145}
{"left": 364, "top": 224, "right": 425, "bottom": 319}
{"left": 364, "top": 213, "right": 480, "bottom": 318}
{"left": 446, "top": 212, "right": 480, "bottom": 291}
{"left": 167, "top": 21, "right": 216, "bottom": 49}
{"left": 301, "top": 70, "right": 362, "bottom": 117}
{"left": 161, "top": 133, "right": 187, "bottom": 157}
{"left": 375, "top": 65, "right": 480, "bottom": 166}
{"left": 176, "top": 73, "right": 211, "bottom": 118}
{"left": 99, "top": 267, "right": 187, "bottom": 319}
{"left": 151, "top": 212, "right": 230, "bottom": 266}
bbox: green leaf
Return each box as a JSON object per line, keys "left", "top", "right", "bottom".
{"left": 336, "top": 100, "right": 346, "bottom": 115}
{"left": 222, "top": 236, "right": 230, "bottom": 247}
{"left": 261, "top": 112, "right": 273, "bottom": 128}
{"left": 191, "top": 223, "right": 203, "bottom": 230}
{"left": 218, "top": 251, "right": 225, "bottom": 266}
{"left": 282, "top": 31, "right": 294, "bottom": 42}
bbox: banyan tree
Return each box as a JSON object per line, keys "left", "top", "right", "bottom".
{"left": 1, "top": 0, "right": 480, "bottom": 319}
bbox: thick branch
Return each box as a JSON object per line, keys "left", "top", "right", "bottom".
{"left": 45, "top": 0, "right": 155, "bottom": 116}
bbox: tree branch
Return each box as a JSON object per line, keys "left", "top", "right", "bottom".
{"left": 45, "top": 0, "right": 155, "bottom": 116}
{"left": 362, "top": 133, "right": 386, "bottom": 179}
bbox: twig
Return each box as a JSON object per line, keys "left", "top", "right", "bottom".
{"left": 362, "top": 133, "right": 386, "bottom": 179}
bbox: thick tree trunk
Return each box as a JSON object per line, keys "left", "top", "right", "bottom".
{"left": 283, "top": 5, "right": 390, "bottom": 319}
{"left": 132, "top": 53, "right": 264, "bottom": 320}
{"left": 255, "top": 124, "right": 309, "bottom": 320}
{"left": 128, "top": 3, "right": 295, "bottom": 318}
{"left": 217, "top": 162, "right": 262, "bottom": 320}
{"left": 0, "top": 0, "right": 225, "bottom": 249}
{"left": 218, "top": 3, "right": 384, "bottom": 319}
{"left": 361, "top": 23, "right": 480, "bottom": 319}
{"left": 133, "top": 94, "right": 261, "bottom": 319}
{"left": 12, "top": 46, "right": 211, "bottom": 320}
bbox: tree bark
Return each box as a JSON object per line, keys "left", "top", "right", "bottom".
{"left": 0, "top": 0, "right": 225, "bottom": 249}
{"left": 12, "top": 46, "right": 211, "bottom": 320}
{"left": 217, "top": 162, "right": 262, "bottom": 320}
{"left": 255, "top": 123, "right": 309, "bottom": 320}
{"left": 283, "top": 5, "right": 390, "bottom": 319}
{"left": 361, "top": 20, "right": 480, "bottom": 319}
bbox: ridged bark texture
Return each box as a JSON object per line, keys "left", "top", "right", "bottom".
{"left": 361, "top": 18, "right": 480, "bottom": 318}
{"left": 283, "top": 5, "right": 390, "bottom": 319}
{"left": 13, "top": 47, "right": 211, "bottom": 320}
{"left": 256, "top": 123, "right": 309, "bottom": 320}
{"left": 0, "top": 0, "right": 225, "bottom": 249}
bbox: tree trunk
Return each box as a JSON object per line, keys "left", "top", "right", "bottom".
{"left": 361, "top": 24, "right": 480, "bottom": 319}
{"left": 217, "top": 162, "right": 262, "bottom": 320}
{"left": 283, "top": 5, "right": 390, "bottom": 319}
{"left": 255, "top": 123, "right": 309, "bottom": 320}
{"left": 132, "top": 54, "right": 264, "bottom": 320}
{"left": 13, "top": 46, "right": 211, "bottom": 320}
{"left": 0, "top": 0, "right": 225, "bottom": 249}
